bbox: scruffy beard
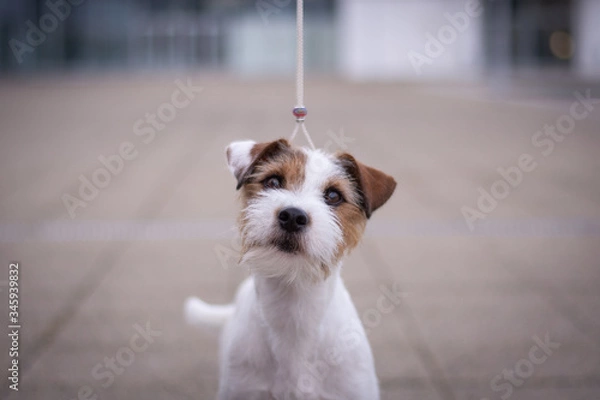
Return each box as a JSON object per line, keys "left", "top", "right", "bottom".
{"left": 266, "top": 229, "right": 305, "bottom": 254}
{"left": 238, "top": 191, "right": 344, "bottom": 286}
{"left": 239, "top": 245, "right": 333, "bottom": 287}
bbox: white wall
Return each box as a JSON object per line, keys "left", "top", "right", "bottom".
{"left": 338, "top": 0, "right": 485, "bottom": 81}
{"left": 574, "top": 0, "right": 600, "bottom": 78}
{"left": 225, "top": 14, "right": 336, "bottom": 77}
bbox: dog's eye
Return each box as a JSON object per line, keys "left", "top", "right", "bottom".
{"left": 263, "top": 176, "right": 283, "bottom": 189}
{"left": 324, "top": 188, "right": 343, "bottom": 206}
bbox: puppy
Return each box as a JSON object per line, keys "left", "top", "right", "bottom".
{"left": 185, "top": 138, "right": 396, "bottom": 400}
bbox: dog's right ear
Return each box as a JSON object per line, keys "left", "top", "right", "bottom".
{"left": 337, "top": 153, "right": 396, "bottom": 218}
{"left": 225, "top": 139, "right": 291, "bottom": 190}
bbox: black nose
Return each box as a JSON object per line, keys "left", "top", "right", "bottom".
{"left": 278, "top": 207, "right": 309, "bottom": 233}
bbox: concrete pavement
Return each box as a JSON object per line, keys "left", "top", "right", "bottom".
{"left": 0, "top": 73, "right": 599, "bottom": 399}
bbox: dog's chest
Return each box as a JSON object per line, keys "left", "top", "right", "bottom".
{"left": 252, "top": 279, "right": 367, "bottom": 399}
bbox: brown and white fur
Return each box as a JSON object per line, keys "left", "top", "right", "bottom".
{"left": 185, "top": 139, "right": 396, "bottom": 400}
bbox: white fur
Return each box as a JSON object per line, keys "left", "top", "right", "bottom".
{"left": 184, "top": 297, "right": 234, "bottom": 335}
{"left": 241, "top": 149, "right": 347, "bottom": 283}
{"left": 226, "top": 140, "right": 256, "bottom": 179}
{"left": 185, "top": 142, "right": 379, "bottom": 400}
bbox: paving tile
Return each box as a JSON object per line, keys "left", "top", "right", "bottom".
{"left": 380, "top": 387, "right": 443, "bottom": 400}
{"left": 0, "top": 242, "right": 109, "bottom": 349}
{"left": 397, "top": 292, "right": 600, "bottom": 379}
{"left": 453, "top": 386, "right": 600, "bottom": 400}
{"left": 1, "top": 76, "right": 600, "bottom": 399}
{"left": 366, "top": 237, "right": 520, "bottom": 295}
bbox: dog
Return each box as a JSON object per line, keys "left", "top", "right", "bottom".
{"left": 185, "top": 138, "right": 396, "bottom": 400}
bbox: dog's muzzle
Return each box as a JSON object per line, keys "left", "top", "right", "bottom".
{"left": 274, "top": 207, "right": 309, "bottom": 253}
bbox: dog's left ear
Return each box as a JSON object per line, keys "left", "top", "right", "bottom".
{"left": 337, "top": 153, "right": 397, "bottom": 218}
{"left": 226, "top": 139, "right": 291, "bottom": 190}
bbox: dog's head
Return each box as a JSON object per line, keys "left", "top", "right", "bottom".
{"left": 226, "top": 138, "right": 396, "bottom": 284}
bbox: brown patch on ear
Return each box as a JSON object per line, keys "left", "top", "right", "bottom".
{"left": 236, "top": 139, "right": 291, "bottom": 190}
{"left": 337, "top": 153, "right": 397, "bottom": 218}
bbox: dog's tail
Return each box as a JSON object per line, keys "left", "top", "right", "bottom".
{"left": 184, "top": 297, "right": 234, "bottom": 334}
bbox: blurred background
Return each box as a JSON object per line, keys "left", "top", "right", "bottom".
{"left": 1, "top": 0, "right": 598, "bottom": 79}
{"left": 0, "top": 0, "right": 599, "bottom": 399}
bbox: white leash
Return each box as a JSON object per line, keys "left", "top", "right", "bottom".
{"left": 290, "top": 0, "right": 316, "bottom": 150}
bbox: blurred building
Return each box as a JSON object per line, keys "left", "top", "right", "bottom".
{"left": 341, "top": 0, "right": 598, "bottom": 80}
{"left": 0, "top": 0, "right": 597, "bottom": 80}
